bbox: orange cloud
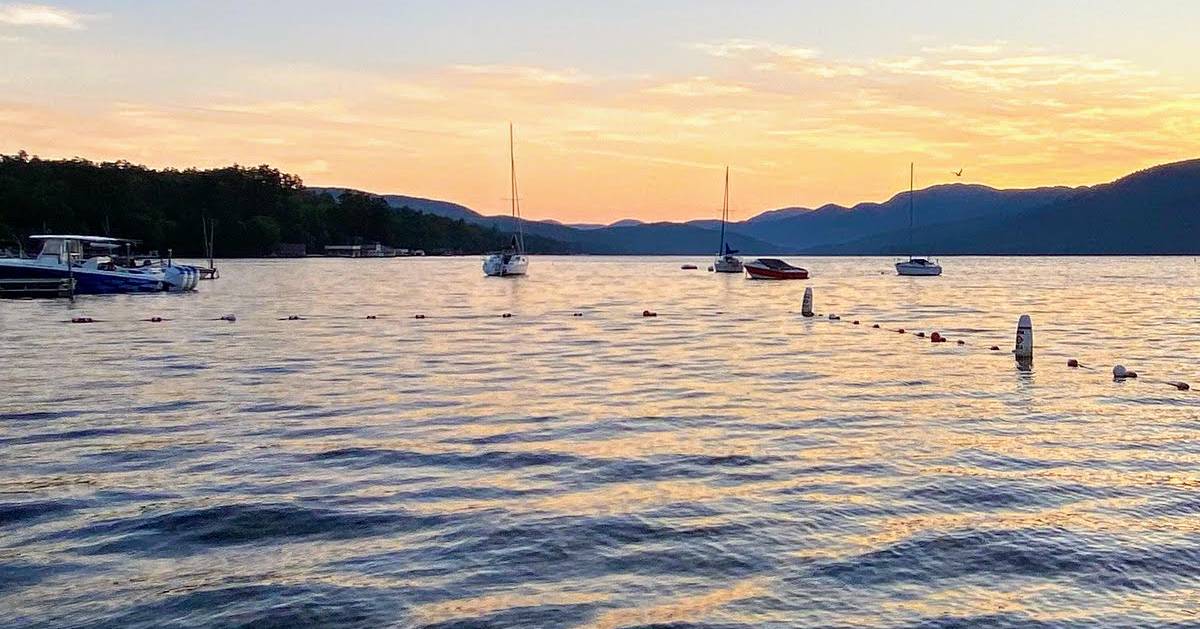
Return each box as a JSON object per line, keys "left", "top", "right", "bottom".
{"left": 3, "top": 38, "right": 1199, "bottom": 223}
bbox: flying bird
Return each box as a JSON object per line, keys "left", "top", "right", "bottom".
{"left": 953, "top": 168, "right": 963, "bottom": 177}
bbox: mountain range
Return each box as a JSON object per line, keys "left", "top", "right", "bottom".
{"left": 312, "top": 157, "right": 1200, "bottom": 255}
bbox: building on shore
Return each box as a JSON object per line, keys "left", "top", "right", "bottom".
{"left": 324, "top": 243, "right": 398, "bottom": 258}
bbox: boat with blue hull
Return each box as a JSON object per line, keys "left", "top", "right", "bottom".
{"left": 0, "top": 235, "right": 199, "bottom": 295}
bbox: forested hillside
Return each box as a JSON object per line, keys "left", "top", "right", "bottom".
{"left": 0, "top": 152, "right": 569, "bottom": 256}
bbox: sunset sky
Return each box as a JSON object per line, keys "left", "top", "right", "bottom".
{"left": 3, "top": 1, "right": 1200, "bottom": 223}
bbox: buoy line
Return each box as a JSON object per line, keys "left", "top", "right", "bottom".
{"left": 54, "top": 289, "right": 1193, "bottom": 392}
{"left": 788, "top": 288, "right": 1191, "bottom": 392}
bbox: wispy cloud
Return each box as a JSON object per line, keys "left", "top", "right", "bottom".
{"left": 689, "top": 39, "right": 818, "bottom": 61}
{"left": 450, "top": 64, "right": 590, "bottom": 86}
{"left": 4, "top": 38, "right": 1199, "bottom": 223}
{"left": 645, "top": 76, "right": 748, "bottom": 97}
{"left": 0, "top": 3, "right": 89, "bottom": 29}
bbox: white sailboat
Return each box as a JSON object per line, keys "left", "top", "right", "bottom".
{"left": 895, "top": 162, "right": 942, "bottom": 277}
{"left": 712, "top": 166, "right": 744, "bottom": 273}
{"left": 483, "top": 124, "right": 529, "bottom": 277}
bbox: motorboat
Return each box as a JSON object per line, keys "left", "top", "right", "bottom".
{"left": 745, "top": 258, "right": 809, "bottom": 280}
{"left": 711, "top": 166, "right": 743, "bottom": 273}
{"left": 895, "top": 257, "right": 943, "bottom": 276}
{"left": 484, "top": 124, "right": 529, "bottom": 277}
{"left": 896, "top": 162, "right": 943, "bottom": 277}
{"left": 0, "top": 235, "right": 199, "bottom": 295}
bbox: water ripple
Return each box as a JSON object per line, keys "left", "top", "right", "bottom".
{"left": 2, "top": 256, "right": 1199, "bottom": 627}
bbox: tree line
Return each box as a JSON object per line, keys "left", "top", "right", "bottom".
{"left": 0, "top": 152, "right": 570, "bottom": 256}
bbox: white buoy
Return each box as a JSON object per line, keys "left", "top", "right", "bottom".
{"left": 1013, "top": 314, "right": 1033, "bottom": 359}
{"left": 802, "top": 287, "right": 814, "bottom": 318}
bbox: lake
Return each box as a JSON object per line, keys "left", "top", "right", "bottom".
{"left": 3, "top": 256, "right": 1200, "bottom": 627}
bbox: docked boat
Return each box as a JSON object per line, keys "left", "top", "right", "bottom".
{"left": 745, "top": 258, "right": 809, "bottom": 280}
{"left": 483, "top": 124, "right": 529, "bottom": 277}
{"left": 0, "top": 235, "right": 199, "bottom": 295}
{"left": 896, "top": 163, "right": 942, "bottom": 277}
{"left": 712, "top": 166, "right": 743, "bottom": 274}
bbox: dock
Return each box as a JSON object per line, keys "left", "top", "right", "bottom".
{"left": 0, "top": 278, "right": 75, "bottom": 298}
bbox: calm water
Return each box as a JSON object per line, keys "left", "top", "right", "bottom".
{"left": 3, "top": 256, "right": 1200, "bottom": 628}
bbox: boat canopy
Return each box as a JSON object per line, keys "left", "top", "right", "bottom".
{"left": 29, "top": 235, "right": 139, "bottom": 244}
{"left": 752, "top": 258, "right": 797, "bottom": 270}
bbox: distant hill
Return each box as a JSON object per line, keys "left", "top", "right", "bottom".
{"left": 314, "top": 187, "right": 776, "bottom": 254}
{"left": 280, "top": 159, "right": 1200, "bottom": 255}
{"left": 811, "top": 159, "right": 1200, "bottom": 255}
{"left": 746, "top": 206, "right": 812, "bottom": 223}
{"left": 313, "top": 187, "right": 592, "bottom": 243}
{"left": 314, "top": 189, "right": 486, "bottom": 222}
{"left": 730, "top": 184, "right": 1082, "bottom": 250}
{"left": 561, "top": 222, "right": 780, "bottom": 255}
{"left": 316, "top": 183, "right": 1085, "bottom": 254}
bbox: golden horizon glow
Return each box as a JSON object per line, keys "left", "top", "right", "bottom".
{"left": 3, "top": 5, "right": 1200, "bottom": 223}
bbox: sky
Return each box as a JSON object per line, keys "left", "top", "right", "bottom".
{"left": 3, "top": 1, "right": 1200, "bottom": 223}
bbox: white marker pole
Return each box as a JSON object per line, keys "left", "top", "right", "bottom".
{"left": 802, "top": 287, "right": 814, "bottom": 318}
{"left": 1014, "top": 314, "right": 1033, "bottom": 360}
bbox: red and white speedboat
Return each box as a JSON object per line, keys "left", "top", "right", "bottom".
{"left": 744, "top": 258, "right": 809, "bottom": 280}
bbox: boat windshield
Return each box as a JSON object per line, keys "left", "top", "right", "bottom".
{"left": 35, "top": 238, "right": 83, "bottom": 263}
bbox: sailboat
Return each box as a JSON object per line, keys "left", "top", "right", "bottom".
{"left": 483, "top": 124, "right": 529, "bottom": 277}
{"left": 895, "top": 163, "right": 942, "bottom": 277}
{"left": 712, "top": 166, "right": 744, "bottom": 273}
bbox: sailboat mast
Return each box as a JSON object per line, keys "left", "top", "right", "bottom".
{"left": 719, "top": 166, "right": 729, "bottom": 254}
{"left": 509, "top": 123, "right": 524, "bottom": 252}
{"left": 908, "top": 162, "right": 914, "bottom": 262}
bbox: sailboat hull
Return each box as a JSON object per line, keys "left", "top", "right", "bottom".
{"left": 483, "top": 254, "right": 528, "bottom": 277}
{"left": 895, "top": 260, "right": 942, "bottom": 276}
{"left": 712, "top": 256, "right": 743, "bottom": 273}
